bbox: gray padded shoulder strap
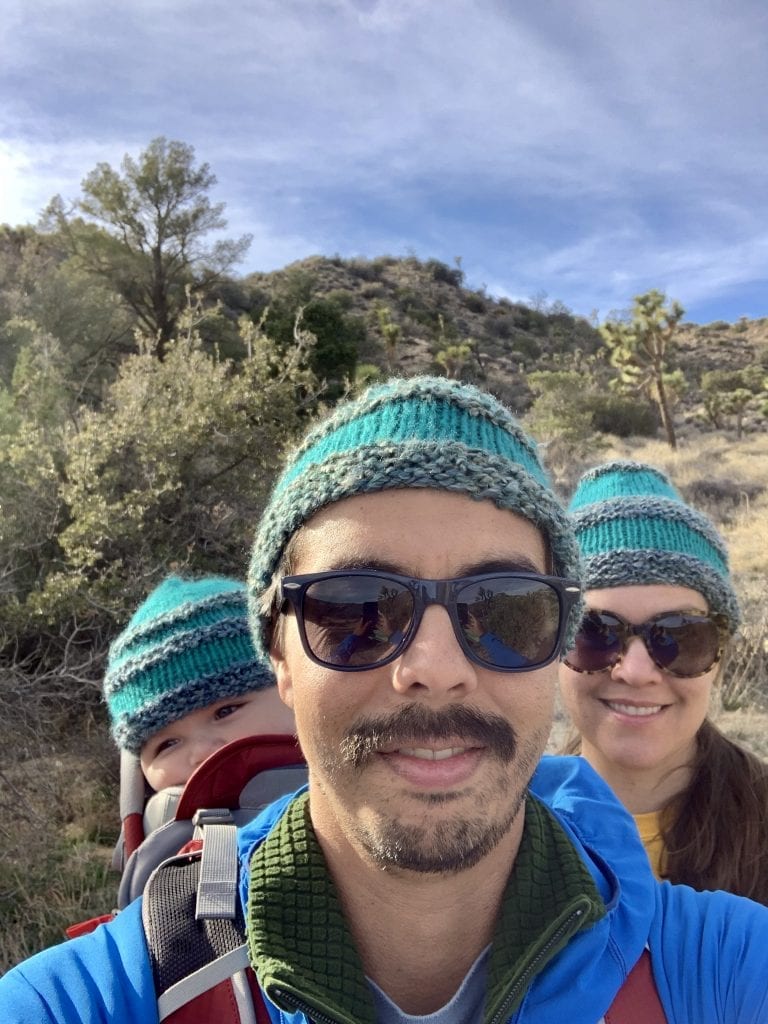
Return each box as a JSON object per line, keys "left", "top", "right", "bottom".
{"left": 118, "top": 820, "right": 195, "bottom": 908}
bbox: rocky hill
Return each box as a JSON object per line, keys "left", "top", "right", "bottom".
{"left": 243, "top": 253, "right": 603, "bottom": 412}
{"left": 242, "top": 254, "right": 768, "bottom": 429}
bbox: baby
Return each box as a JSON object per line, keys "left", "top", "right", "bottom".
{"left": 103, "top": 574, "right": 295, "bottom": 792}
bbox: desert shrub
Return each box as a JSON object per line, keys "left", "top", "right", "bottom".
{"left": 510, "top": 305, "right": 549, "bottom": 334}
{"left": 590, "top": 394, "right": 658, "bottom": 437}
{"left": 354, "top": 363, "right": 383, "bottom": 387}
{"left": 720, "top": 610, "right": 768, "bottom": 711}
{"left": 424, "top": 258, "right": 464, "bottom": 287}
{"left": 463, "top": 292, "right": 487, "bottom": 314}
{"left": 0, "top": 315, "right": 320, "bottom": 697}
{"left": 346, "top": 259, "right": 382, "bottom": 282}
{"left": 526, "top": 370, "right": 604, "bottom": 473}
{"left": 264, "top": 294, "right": 364, "bottom": 390}
{"left": 361, "top": 283, "right": 386, "bottom": 300}
{"left": 511, "top": 334, "right": 542, "bottom": 361}
{"left": 681, "top": 478, "right": 764, "bottom": 525}
{"left": 485, "top": 314, "right": 514, "bottom": 340}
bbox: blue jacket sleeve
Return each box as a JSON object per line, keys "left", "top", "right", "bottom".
{"left": 651, "top": 882, "right": 768, "bottom": 1023}
{"left": 0, "top": 898, "right": 157, "bottom": 1023}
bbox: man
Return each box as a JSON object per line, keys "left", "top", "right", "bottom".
{"left": 3, "top": 376, "right": 768, "bottom": 1022}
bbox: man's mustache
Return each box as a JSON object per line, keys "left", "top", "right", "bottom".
{"left": 339, "top": 704, "right": 517, "bottom": 768}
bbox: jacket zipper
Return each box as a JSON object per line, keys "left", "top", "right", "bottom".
{"left": 489, "top": 898, "right": 591, "bottom": 1024}
{"left": 268, "top": 986, "right": 347, "bottom": 1024}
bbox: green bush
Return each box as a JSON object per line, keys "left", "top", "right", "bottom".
{"left": 0, "top": 315, "right": 319, "bottom": 686}
{"left": 424, "top": 259, "right": 464, "bottom": 287}
{"left": 590, "top": 394, "right": 659, "bottom": 437}
{"left": 463, "top": 292, "right": 487, "bottom": 314}
{"left": 510, "top": 334, "right": 542, "bottom": 361}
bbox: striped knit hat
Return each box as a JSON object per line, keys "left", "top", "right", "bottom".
{"left": 248, "top": 375, "right": 582, "bottom": 656}
{"left": 104, "top": 575, "right": 276, "bottom": 753}
{"left": 568, "top": 460, "right": 739, "bottom": 633}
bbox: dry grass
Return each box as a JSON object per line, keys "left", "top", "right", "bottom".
{"left": 0, "top": 739, "right": 120, "bottom": 975}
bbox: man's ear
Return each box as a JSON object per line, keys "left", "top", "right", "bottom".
{"left": 270, "top": 646, "right": 294, "bottom": 709}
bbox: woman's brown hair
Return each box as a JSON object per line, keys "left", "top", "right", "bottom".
{"left": 660, "top": 719, "right": 768, "bottom": 903}
{"left": 561, "top": 719, "right": 768, "bottom": 904}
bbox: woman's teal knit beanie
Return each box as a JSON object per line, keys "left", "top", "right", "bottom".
{"left": 568, "top": 460, "right": 739, "bottom": 633}
{"left": 104, "top": 575, "right": 276, "bottom": 753}
{"left": 248, "top": 375, "right": 583, "bottom": 657}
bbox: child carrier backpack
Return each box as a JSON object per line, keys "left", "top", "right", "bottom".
{"left": 66, "top": 733, "right": 307, "bottom": 935}
{"left": 114, "top": 733, "right": 307, "bottom": 909}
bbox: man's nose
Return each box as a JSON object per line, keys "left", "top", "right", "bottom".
{"left": 391, "top": 604, "right": 479, "bottom": 698}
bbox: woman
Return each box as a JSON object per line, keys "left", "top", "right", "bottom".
{"left": 559, "top": 459, "right": 768, "bottom": 902}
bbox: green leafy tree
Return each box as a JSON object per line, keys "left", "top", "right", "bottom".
{"left": 600, "top": 290, "right": 684, "bottom": 449}
{"left": 44, "top": 137, "right": 251, "bottom": 358}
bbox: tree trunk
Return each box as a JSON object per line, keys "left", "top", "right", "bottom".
{"left": 655, "top": 371, "right": 677, "bottom": 449}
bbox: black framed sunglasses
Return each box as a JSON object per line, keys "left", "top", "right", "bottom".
{"left": 279, "top": 570, "right": 581, "bottom": 673}
{"left": 563, "top": 608, "right": 727, "bottom": 678}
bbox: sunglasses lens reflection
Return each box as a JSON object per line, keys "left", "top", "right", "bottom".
{"left": 457, "top": 578, "right": 562, "bottom": 669}
{"left": 299, "top": 574, "right": 565, "bottom": 671}
{"left": 566, "top": 611, "right": 722, "bottom": 677}
{"left": 303, "top": 577, "right": 413, "bottom": 668}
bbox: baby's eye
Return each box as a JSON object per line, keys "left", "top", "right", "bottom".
{"left": 155, "top": 737, "right": 179, "bottom": 756}
{"left": 215, "top": 703, "right": 242, "bottom": 720}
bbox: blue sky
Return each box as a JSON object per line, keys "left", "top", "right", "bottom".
{"left": 2, "top": 0, "right": 767, "bottom": 324}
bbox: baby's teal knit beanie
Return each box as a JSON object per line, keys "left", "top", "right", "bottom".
{"left": 248, "top": 374, "right": 582, "bottom": 657}
{"left": 104, "top": 575, "right": 275, "bottom": 753}
{"left": 569, "top": 460, "right": 739, "bottom": 632}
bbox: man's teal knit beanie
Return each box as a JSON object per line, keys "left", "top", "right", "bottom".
{"left": 248, "top": 375, "right": 582, "bottom": 657}
{"left": 104, "top": 575, "right": 276, "bottom": 753}
{"left": 569, "top": 460, "right": 739, "bottom": 633}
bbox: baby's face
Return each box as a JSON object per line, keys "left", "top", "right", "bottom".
{"left": 140, "top": 688, "right": 296, "bottom": 790}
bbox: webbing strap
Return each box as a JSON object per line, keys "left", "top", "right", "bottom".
{"left": 231, "top": 969, "right": 259, "bottom": 1024}
{"left": 194, "top": 811, "right": 239, "bottom": 920}
{"left": 157, "top": 943, "right": 250, "bottom": 1020}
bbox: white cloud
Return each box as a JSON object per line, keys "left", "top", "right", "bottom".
{"left": 1, "top": 0, "right": 766, "bottom": 318}
{"left": 0, "top": 137, "right": 136, "bottom": 226}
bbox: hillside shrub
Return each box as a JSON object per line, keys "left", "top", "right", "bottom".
{"left": 0, "top": 316, "right": 320, "bottom": 698}
{"left": 424, "top": 259, "right": 464, "bottom": 288}
{"left": 463, "top": 292, "right": 487, "bottom": 314}
{"left": 590, "top": 395, "right": 658, "bottom": 437}
{"left": 510, "top": 334, "right": 542, "bottom": 361}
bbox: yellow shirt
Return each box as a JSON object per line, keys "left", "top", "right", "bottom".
{"left": 633, "top": 809, "right": 668, "bottom": 879}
